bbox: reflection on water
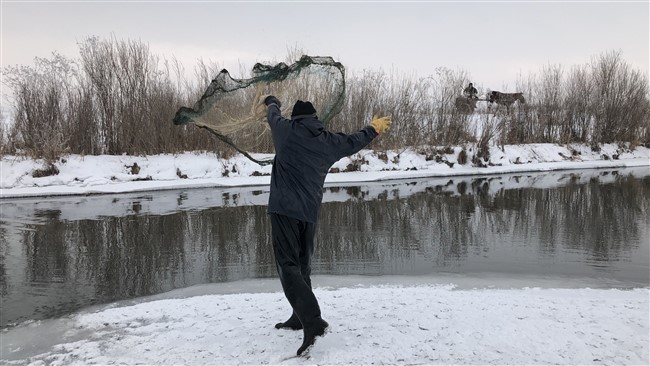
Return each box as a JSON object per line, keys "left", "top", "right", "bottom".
{"left": 0, "top": 168, "right": 649, "bottom": 328}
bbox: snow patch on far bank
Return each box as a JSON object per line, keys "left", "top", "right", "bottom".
{"left": 1, "top": 143, "right": 648, "bottom": 198}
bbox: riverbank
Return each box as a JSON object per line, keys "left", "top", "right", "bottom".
{"left": 1, "top": 143, "right": 648, "bottom": 198}
{"left": 2, "top": 144, "right": 649, "bottom": 365}
{"left": 2, "top": 281, "right": 648, "bottom": 365}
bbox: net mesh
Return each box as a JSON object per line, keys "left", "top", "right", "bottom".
{"left": 173, "top": 55, "right": 346, "bottom": 165}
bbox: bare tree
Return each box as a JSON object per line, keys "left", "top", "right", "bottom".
{"left": 590, "top": 51, "right": 649, "bottom": 144}
{"left": 2, "top": 42, "right": 648, "bottom": 160}
{"left": 563, "top": 65, "right": 592, "bottom": 143}
{"left": 537, "top": 64, "right": 565, "bottom": 142}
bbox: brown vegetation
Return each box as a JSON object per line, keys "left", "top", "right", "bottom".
{"left": 2, "top": 38, "right": 648, "bottom": 162}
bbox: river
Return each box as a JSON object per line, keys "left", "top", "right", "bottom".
{"left": 1, "top": 167, "right": 648, "bottom": 328}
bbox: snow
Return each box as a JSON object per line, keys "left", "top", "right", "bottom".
{"left": 1, "top": 143, "right": 648, "bottom": 198}
{"left": 2, "top": 280, "right": 648, "bottom": 365}
{"left": 1, "top": 143, "right": 649, "bottom": 364}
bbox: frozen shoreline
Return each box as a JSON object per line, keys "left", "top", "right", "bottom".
{"left": 2, "top": 280, "right": 648, "bottom": 365}
{"left": 1, "top": 143, "right": 649, "bottom": 198}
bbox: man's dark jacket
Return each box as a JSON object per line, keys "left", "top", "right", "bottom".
{"left": 266, "top": 105, "right": 377, "bottom": 223}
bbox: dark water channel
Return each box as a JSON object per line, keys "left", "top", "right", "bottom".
{"left": 1, "top": 168, "right": 649, "bottom": 328}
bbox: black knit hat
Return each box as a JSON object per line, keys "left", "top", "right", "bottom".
{"left": 291, "top": 100, "right": 317, "bottom": 117}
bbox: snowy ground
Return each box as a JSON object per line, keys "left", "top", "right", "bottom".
{"left": 1, "top": 143, "right": 649, "bottom": 365}
{"left": 2, "top": 279, "right": 648, "bottom": 365}
{"left": 1, "top": 143, "right": 648, "bottom": 198}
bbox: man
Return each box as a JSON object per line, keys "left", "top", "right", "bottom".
{"left": 261, "top": 95, "right": 391, "bottom": 355}
{"left": 463, "top": 83, "right": 478, "bottom": 100}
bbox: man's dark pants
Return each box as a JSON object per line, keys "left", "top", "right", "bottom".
{"left": 270, "top": 213, "right": 321, "bottom": 326}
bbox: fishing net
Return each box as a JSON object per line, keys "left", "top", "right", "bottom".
{"left": 173, "top": 55, "right": 346, "bottom": 165}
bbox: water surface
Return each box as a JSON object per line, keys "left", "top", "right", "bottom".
{"left": 1, "top": 168, "right": 648, "bottom": 328}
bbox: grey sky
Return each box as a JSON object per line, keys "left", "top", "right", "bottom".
{"left": 2, "top": 1, "right": 648, "bottom": 91}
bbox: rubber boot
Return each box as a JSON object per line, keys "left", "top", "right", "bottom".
{"left": 275, "top": 313, "right": 302, "bottom": 330}
{"left": 297, "top": 317, "right": 329, "bottom": 356}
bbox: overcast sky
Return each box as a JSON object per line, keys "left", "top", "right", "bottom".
{"left": 2, "top": 1, "right": 649, "bottom": 91}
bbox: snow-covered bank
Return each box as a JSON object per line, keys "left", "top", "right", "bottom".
{"left": 2, "top": 282, "right": 648, "bottom": 365}
{"left": 1, "top": 143, "right": 648, "bottom": 198}
{"left": 2, "top": 140, "right": 648, "bottom": 365}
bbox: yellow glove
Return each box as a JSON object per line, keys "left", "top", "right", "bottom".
{"left": 370, "top": 115, "right": 392, "bottom": 134}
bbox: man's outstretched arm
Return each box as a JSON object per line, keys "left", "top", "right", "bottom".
{"left": 334, "top": 115, "right": 392, "bottom": 159}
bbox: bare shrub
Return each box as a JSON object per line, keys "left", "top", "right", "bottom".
{"left": 537, "top": 64, "right": 565, "bottom": 142}
{"left": 79, "top": 36, "right": 177, "bottom": 155}
{"left": 331, "top": 66, "right": 474, "bottom": 152}
{"left": 2, "top": 42, "right": 648, "bottom": 159}
{"left": 3, "top": 36, "right": 221, "bottom": 159}
{"left": 589, "top": 51, "right": 649, "bottom": 144}
{"left": 562, "top": 65, "right": 592, "bottom": 143}
{"left": 333, "top": 70, "right": 386, "bottom": 136}
{"left": 496, "top": 52, "right": 648, "bottom": 147}
{"left": 4, "top": 53, "right": 74, "bottom": 162}
{"left": 378, "top": 71, "right": 434, "bottom": 150}
{"left": 497, "top": 73, "right": 538, "bottom": 145}
{"left": 639, "top": 111, "right": 650, "bottom": 147}
{"left": 428, "top": 67, "right": 474, "bottom": 146}
{"left": 478, "top": 113, "right": 498, "bottom": 156}
{"left": 0, "top": 109, "right": 9, "bottom": 155}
